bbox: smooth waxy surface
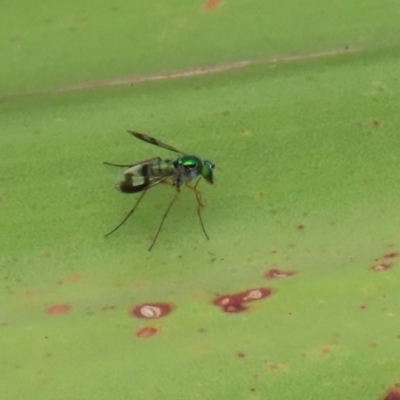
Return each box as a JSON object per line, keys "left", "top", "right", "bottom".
{"left": 1, "top": 1, "right": 400, "bottom": 399}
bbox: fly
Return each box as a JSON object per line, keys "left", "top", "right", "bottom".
{"left": 104, "top": 130, "right": 215, "bottom": 251}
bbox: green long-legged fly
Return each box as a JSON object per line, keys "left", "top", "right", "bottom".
{"left": 104, "top": 130, "right": 215, "bottom": 251}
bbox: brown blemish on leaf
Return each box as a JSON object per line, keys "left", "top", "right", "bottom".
{"left": 132, "top": 303, "right": 173, "bottom": 319}
{"left": 384, "top": 252, "right": 399, "bottom": 259}
{"left": 297, "top": 224, "right": 305, "bottom": 230}
{"left": 67, "top": 274, "right": 81, "bottom": 283}
{"left": 266, "top": 363, "right": 288, "bottom": 373}
{"left": 372, "top": 120, "right": 381, "bottom": 128}
{"left": 237, "top": 351, "right": 246, "bottom": 358}
{"left": 359, "top": 304, "right": 367, "bottom": 310}
{"left": 321, "top": 347, "right": 330, "bottom": 354}
{"left": 265, "top": 269, "right": 296, "bottom": 279}
{"left": 136, "top": 325, "right": 161, "bottom": 338}
{"left": 250, "top": 388, "right": 256, "bottom": 392}
{"left": 259, "top": 192, "right": 264, "bottom": 198}
{"left": 45, "top": 304, "right": 71, "bottom": 315}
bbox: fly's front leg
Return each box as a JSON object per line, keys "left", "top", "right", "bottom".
{"left": 161, "top": 177, "right": 182, "bottom": 193}
{"left": 186, "top": 178, "right": 204, "bottom": 207}
{"left": 186, "top": 178, "right": 209, "bottom": 240}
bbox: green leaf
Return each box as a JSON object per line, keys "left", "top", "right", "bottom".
{"left": 1, "top": 1, "right": 400, "bottom": 399}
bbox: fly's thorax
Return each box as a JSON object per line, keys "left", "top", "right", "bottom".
{"left": 174, "top": 156, "right": 203, "bottom": 184}
{"left": 174, "top": 156, "right": 215, "bottom": 185}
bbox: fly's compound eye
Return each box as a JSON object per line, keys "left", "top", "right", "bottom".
{"left": 202, "top": 160, "right": 215, "bottom": 184}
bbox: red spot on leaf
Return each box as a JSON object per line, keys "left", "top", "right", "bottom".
{"left": 132, "top": 303, "right": 172, "bottom": 319}
{"left": 241, "top": 288, "right": 272, "bottom": 302}
{"left": 223, "top": 302, "right": 248, "bottom": 313}
{"left": 136, "top": 326, "right": 160, "bottom": 338}
{"left": 213, "top": 288, "right": 272, "bottom": 313}
{"left": 45, "top": 304, "right": 71, "bottom": 315}
{"left": 372, "top": 263, "right": 392, "bottom": 271}
{"left": 204, "top": 0, "right": 222, "bottom": 11}
{"left": 383, "top": 385, "right": 400, "bottom": 400}
{"left": 265, "top": 269, "right": 296, "bottom": 279}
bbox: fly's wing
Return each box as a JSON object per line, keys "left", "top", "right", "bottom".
{"left": 127, "top": 130, "right": 186, "bottom": 155}
{"left": 119, "top": 159, "right": 176, "bottom": 193}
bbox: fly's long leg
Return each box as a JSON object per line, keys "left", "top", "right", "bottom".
{"left": 186, "top": 178, "right": 209, "bottom": 240}
{"left": 149, "top": 190, "right": 181, "bottom": 251}
{"left": 105, "top": 190, "right": 147, "bottom": 237}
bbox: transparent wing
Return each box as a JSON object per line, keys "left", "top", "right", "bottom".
{"left": 119, "top": 171, "right": 176, "bottom": 194}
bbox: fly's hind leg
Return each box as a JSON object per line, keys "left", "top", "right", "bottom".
{"left": 105, "top": 190, "right": 148, "bottom": 237}
{"left": 149, "top": 190, "right": 181, "bottom": 251}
